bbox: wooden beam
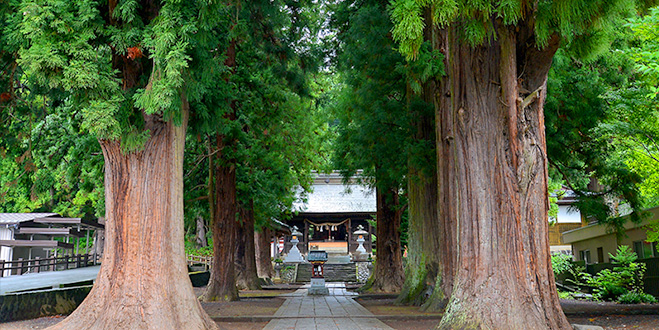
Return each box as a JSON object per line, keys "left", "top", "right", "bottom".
{"left": 80, "top": 219, "right": 104, "bottom": 229}
{"left": 0, "top": 240, "right": 74, "bottom": 249}
{"left": 33, "top": 217, "right": 104, "bottom": 229}
{"left": 17, "top": 227, "right": 85, "bottom": 237}
{"left": 33, "top": 217, "right": 82, "bottom": 224}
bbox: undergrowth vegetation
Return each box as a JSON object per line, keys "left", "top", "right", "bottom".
{"left": 552, "top": 246, "right": 657, "bottom": 304}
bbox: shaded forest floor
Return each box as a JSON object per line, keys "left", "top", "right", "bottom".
{"left": 357, "top": 297, "right": 659, "bottom": 330}
{"left": 2, "top": 288, "right": 659, "bottom": 330}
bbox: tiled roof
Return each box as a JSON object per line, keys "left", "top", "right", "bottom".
{"left": 293, "top": 183, "right": 376, "bottom": 213}
{"left": 0, "top": 213, "right": 59, "bottom": 225}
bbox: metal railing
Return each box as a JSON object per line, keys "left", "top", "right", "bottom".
{"left": 0, "top": 253, "right": 101, "bottom": 277}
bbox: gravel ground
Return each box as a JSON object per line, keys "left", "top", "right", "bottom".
{"left": 0, "top": 318, "right": 270, "bottom": 330}
{"left": 362, "top": 298, "right": 659, "bottom": 330}
{"left": 0, "top": 287, "right": 287, "bottom": 330}
{"left": 4, "top": 315, "right": 659, "bottom": 330}
{"left": 567, "top": 314, "right": 659, "bottom": 329}
{"left": 381, "top": 315, "right": 659, "bottom": 330}
{"left": 2, "top": 295, "right": 658, "bottom": 330}
{"left": 0, "top": 316, "right": 63, "bottom": 330}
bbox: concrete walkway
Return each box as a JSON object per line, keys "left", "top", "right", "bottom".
{"left": 0, "top": 265, "right": 99, "bottom": 295}
{"left": 263, "top": 283, "right": 393, "bottom": 330}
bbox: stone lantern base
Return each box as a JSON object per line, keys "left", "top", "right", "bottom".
{"left": 352, "top": 251, "right": 368, "bottom": 262}
{"left": 308, "top": 278, "right": 329, "bottom": 295}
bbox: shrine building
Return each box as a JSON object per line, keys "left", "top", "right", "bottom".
{"left": 282, "top": 171, "right": 375, "bottom": 262}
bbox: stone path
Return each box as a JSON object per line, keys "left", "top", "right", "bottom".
{"left": 263, "top": 283, "right": 393, "bottom": 330}
{"left": 0, "top": 265, "right": 99, "bottom": 295}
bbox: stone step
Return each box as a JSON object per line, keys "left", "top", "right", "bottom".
{"left": 294, "top": 263, "right": 357, "bottom": 283}
{"left": 295, "top": 263, "right": 312, "bottom": 282}
{"left": 327, "top": 254, "right": 351, "bottom": 264}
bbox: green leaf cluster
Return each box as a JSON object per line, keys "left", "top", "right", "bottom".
{"left": 16, "top": 0, "right": 229, "bottom": 151}
{"left": 182, "top": 0, "right": 326, "bottom": 233}
{"left": 550, "top": 252, "right": 573, "bottom": 277}
{"left": 330, "top": 0, "right": 435, "bottom": 191}
{"left": 585, "top": 246, "right": 648, "bottom": 301}
{"left": 546, "top": 30, "right": 645, "bottom": 231}
{"left": 390, "top": 0, "right": 648, "bottom": 59}
{"left": 1, "top": 2, "right": 103, "bottom": 218}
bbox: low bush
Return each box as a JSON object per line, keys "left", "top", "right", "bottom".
{"left": 557, "top": 290, "right": 574, "bottom": 300}
{"left": 551, "top": 253, "right": 573, "bottom": 278}
{"left": 586, "top": 246, "right": 647, "bottom": 301}
{"left": 617, "top": 290, "right": 657, "bottom": 304}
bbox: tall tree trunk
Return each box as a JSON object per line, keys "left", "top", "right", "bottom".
{"left": 255, "top": 228, "right": 275, "bottom": 279}
{"left": 396, "top": 166, "right": 441, "bottom": 308}
{"left": 435, "top": 21, "right": 570, "bottom": 329}
{"left": 195, "top": 215, "right": 207, "bottom": 248}
{"left": 50, "top": 107, "right": 217, "bottom": 329}
{"left": 396, "top": 6, "right": 443, "bottom": 311}
{"left": 235, "top": 202, "right": 261, "bottom": 290}
{"left": 201, "top": 35, "right": 240, "bottom": 302}
{"left": 362, "top": 186, "right": 404, "bottom": 293}
{"left": 200, "top": 134, "right": 239, "bottom": 302}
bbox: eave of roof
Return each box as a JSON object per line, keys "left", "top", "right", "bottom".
{"left": 562, "top": 205, "right": 659, "bottom": 244}
{"left": 0, "top": 213, "right": 59, "bottom": 225}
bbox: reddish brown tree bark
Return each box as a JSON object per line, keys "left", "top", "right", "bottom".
{"left": 200, "top": 133, "right": 239, "bottom": 302}
{"left": 362, "top": 186, "right": 404, "bottom": 293}
{"left": 255, "top": 228, "right": 275, "bottom": 279}
{"left": 434, "top": 20, "right": 570, "bottom": 329}
{"left": 396, "top": 8, "right": 443, "bottom": 309}
{"left": 235, "top": 202, "right": 261, "bottom": 290}
{"left": 50, "top": 107, "right": 217, "bottom": 329}
{"left": 200, "top": 34, "right": 240, "bottom": 302}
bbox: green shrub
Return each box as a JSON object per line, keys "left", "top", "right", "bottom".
{"left": 592, "top": 280, "right": 628, "bottom": 301}
{"left": 557, "top": 290, "right": 574, "bottom": 300}
{"left": 617, "top": 290, "right": 658, "bottom": 304}
{"left": 184, "top": 238, "right": 214, "bottom": 256}
{"left": 551, "top": 253, "right": 573, "bottom": 277}
{"left": 587, "top": 246, "right": 648, "bottom": 301}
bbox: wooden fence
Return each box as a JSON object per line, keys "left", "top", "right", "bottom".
{"left": 0, "top": 254, "right": 100, "bottom": 277}
{"left": 187, "top": 254, "right": 213, "bottom": 271}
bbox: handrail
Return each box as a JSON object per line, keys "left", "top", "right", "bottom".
{"left": 186, "top": 254, "right": 213, "bottom": 272}
{"left": 0, "top": 253, "right": 101, "bottom": 277}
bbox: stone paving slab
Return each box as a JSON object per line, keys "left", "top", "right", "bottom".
{"left": 263, "top": 283, "right": 393, "bottom": 330}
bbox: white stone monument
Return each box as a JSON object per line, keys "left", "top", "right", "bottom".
{"left": 352, "top": 225, "right": 368, "bottom": 262}
{"left": 283, "top": 226, "right": 305, "bottom": 263}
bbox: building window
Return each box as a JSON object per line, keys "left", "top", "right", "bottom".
{"left": 633, "top": 241, "right": 658, "bottom": 259}
{"left": 580, "top": 250, "right": 591, "bottom": 264}
{"left": 597, "top": 247, "right": 604, "bottom": 263}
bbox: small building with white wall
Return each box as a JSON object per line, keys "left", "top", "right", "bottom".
{"left": 0, "top": 213, "right": 104, "bottom": 276}
{"left": 562, "top": 206, "right": 659, "bottom": 264}
{"left": 548, "top": 191, "right": 584, "bottom": 254}
{"left": 1, "top": 213, "right": 60, "bottom": 276}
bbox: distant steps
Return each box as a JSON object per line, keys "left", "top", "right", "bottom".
{"left": 294, "top": 263, "right": 357, "bottom": 283}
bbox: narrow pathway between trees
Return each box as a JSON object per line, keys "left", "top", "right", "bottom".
{"left": 263, "top": 283, "right": 393, "bottom": 330}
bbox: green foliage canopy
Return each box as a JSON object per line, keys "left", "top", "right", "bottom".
{"left": 1, "top": 1, "right": 104, "bottom": 218}
{"left": 389, "top": 0, "right": 647, "bottom": 59}
{"left": 17, "top": 0, "right": 227, "bottom": 151}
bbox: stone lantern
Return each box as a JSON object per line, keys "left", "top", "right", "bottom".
{"left": 307, "top": 250, "right": 329, "bottom": 295}
{"left": 283, "top": 226, "right": 305, "bottom": 263}
{"left": 353, "top": 225, "right": 368, "bottom": 261}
